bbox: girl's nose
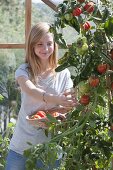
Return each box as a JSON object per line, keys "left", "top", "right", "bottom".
{"left": 43, "top": 44, "right": 48, "bottom": 51}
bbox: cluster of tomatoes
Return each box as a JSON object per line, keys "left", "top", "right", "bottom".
{"left": 72, "top": 1, "right": 95, "bottom": 31}
{"left": 30, "top": 110, "right": 59, "bottom": 120}
{"left": 30, "top": 111, "right": 46, "bottom": 119}
{"left": 56, "top": 0, "right": 113, "bottom": 107}
{"left": 79, "top": 63, "right": 108, "bottom": 105}
{"left": 79, "top": 49, "right": 113, "bottom": 106}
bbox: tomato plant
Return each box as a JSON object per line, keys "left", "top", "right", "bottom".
{"left": 24, "top": 0, "right": 113, "bottom": 169}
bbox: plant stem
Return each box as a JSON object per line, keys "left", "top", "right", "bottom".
{"left": 50, "top": 91, "right": 98, "bottom": 143}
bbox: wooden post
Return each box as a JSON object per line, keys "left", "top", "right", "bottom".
{"left": 41, "top": 0, "right": 58, "bottom": 12}
{"left": 25, "top": 0, "right": 32, "bottom": 48}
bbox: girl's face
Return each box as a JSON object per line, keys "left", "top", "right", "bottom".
{"left": 34, "top": 33, "right": 54, "bottom": 61}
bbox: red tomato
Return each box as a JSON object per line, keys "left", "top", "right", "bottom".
{"left": 36, "top": 111, "right": 46, "bottom": 118}
{"left": 80, "top": 95, "right": 90, "bottom": 105}
{"left": 97, "top": 64, "right": 107, "bottom": 74}
{"left": 82, "top": 21, "right": 91, "bottom": 31}
{"left": 77, "top": 0, "right": 85, "bottom": 3}
{"left": 33, "top": 115, "right": 41, "bottom": 119}
{"left": 84, "top": 1, "right": 95, "bottom": 13}
{"left": 89, "top": 76, "right": 99, "bottom": 87}
{"left": 72, "top": 7, "right": 82, "bottom": 16}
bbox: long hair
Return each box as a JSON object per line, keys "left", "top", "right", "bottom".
{"left": 25, "top": 22, "right": 58, "bottom": 82}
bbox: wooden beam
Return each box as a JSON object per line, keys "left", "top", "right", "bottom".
{"left": 25, "top": 0, "right": 32, "bottom": 46}
{"left": 0, "top": 44, "right": 25, "bottom": 49}
{"left": 41, "top": 0, "right": 58, "bottom": 12}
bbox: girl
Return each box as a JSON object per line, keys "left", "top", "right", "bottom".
{"left": 5, "top": 22, "right": 77, "bottom": 170}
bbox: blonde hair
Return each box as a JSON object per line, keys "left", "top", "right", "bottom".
{"left": 25, "top": 22, "right": 58, "bottom": 82}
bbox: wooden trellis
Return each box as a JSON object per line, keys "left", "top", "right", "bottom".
{"left": 0, "top": 0, "right": 57, "bottom": 49}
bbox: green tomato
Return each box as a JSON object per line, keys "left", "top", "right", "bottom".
{"left": 82, "top": 36, "right": 87, "bottom": 44}
{"left": 76, "top": 36, "right": 87, "bottom": 47}
{"left": 78, "top": 81, "right": 90, "bottom": 95}
{"left": 76, "top": 43, "right": 88, "bottom": 55}
{"left": 64, "top": 13, "right": 73, "bottom": 21}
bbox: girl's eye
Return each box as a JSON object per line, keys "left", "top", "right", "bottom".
{"left": 37, "top": 44, "right": 43, "bottom": 46}
{"left": 47, "top": 42, "right": 53, "bottom": 46}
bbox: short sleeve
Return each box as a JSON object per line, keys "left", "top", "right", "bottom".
{"left": 65, "top": 69, "right": 73, "bottom": 90}
{"left": 15, "top": 63, "right": 29, "bottom": 80}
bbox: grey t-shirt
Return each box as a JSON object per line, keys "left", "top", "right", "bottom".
{"left": 10, "top": 63, "right": 73, "bottom": 155}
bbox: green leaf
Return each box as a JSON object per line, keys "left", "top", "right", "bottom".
{"left": 24, "top": 148, "right": 32, "bottom": 157}
{"left": 0, "top": 94, "right": 3, "bottom": 101}
{"left": 89, "top": 120, "right": 96, "bottom": 128}
{"left": 69, "top": 17, "right": 80, "bottom": 33}
{"left": 72, "top": 104, "right": 85, "bottom": 116}
{"left": 104, "top": 16, "right": 113, "bottom": 36}
{"left": 58, "top": 52, "right": 69, "bottom": 65}
{"left": 102, "top": 8, "right": 110, "bottom": 22}
{"left": 46, "top": 114, "right": 58, "bottom": 123}
{"left": 94, "top": 29, "right": 107, "bottom": 44}
{"left": 44, "top": 129, "right": 49, "bottom": 137}
{"left": 93, "top": 7, "right": 102, "bottom": 20}
{"left": 101, "top": 52, "right": 113, "bottom": 66}
{"left": 55, "top": 62, "right": 70, "bottom": 72}
{"left": 97, "top": 95, "right": 106, "bottom": 107}
{"left": 54, "top": 34, "right": 67, "bottom": 49}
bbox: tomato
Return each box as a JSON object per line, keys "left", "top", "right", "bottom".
{"left": 80, "top": 94, "right": 90, "bottom": 105}
{"left": 34, "top": 115, "right": 41, "bottom": 119}
{"left": 89, "top": 76, "right": 99, "bottom": 87}
{"left": 36, "top": 111, "right": 46, "bottom": 118}
{"left": 77, "top": 36, "right": 87, "bottom": 46}
{"left": 84, "top": 2, "right": 95, "bottom": 13}
{"left": 77, "top": 0, "right": 85, "bottom": 3}
{"left": 81, "top": 36, "right": 87, "bottom": 44}
{"left": 76, "top": 36, "right": 88, "bottom": 55}
{"left": 78, "top": 81, "right": 90, "bottom": 94}
{"left": 82, "top": 21, "right": 91, "bottom": 31}
{"left": 64, "top": 13, "right": 73, "bottom": 21}
{"left": 72, "top": 7, "right": 82, "bottom": 16}
{"left": 97, "top": 64, "right": 107, "bottom": 74}
{"left": 76, "top": 43, "right": 88, "bottom": 55}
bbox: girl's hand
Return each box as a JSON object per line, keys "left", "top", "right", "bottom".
{"left": 44, "top": 88, "right": 78, "bottom": 107}
{"left": 54, "top": 90, "right": 78, "bottom": 108}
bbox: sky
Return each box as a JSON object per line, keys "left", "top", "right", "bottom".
{"left": 32, "top": 0, "right": 43, "bottom": 3}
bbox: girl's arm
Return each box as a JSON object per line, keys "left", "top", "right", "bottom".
{"left": 17, "top": 76, "right": 76, "bottom": 107}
